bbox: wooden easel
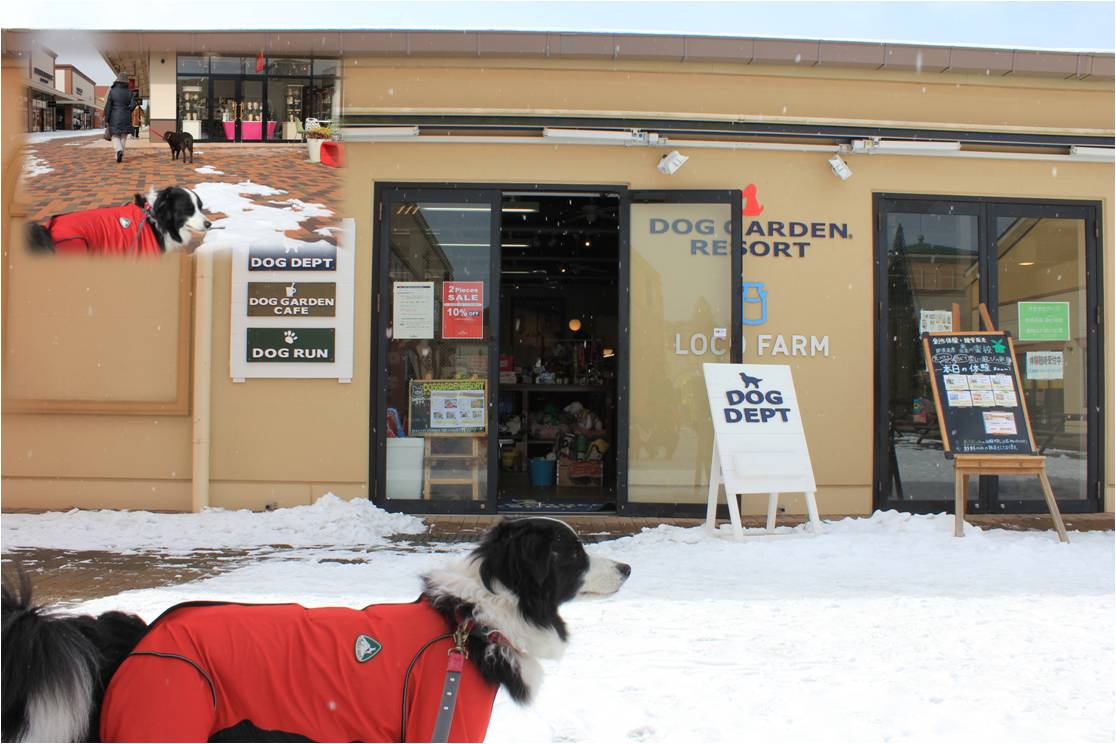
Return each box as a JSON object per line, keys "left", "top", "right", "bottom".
{"left": 927, "top": 303, "right": 1069, "bottom": 543}
{"left": 422, "top": 436, "right": 482, "bottom": 500}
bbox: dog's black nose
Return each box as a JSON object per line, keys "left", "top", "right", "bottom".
{"left": 617, "top": 562, "right": 632, "bottom": 578}
{"left": 203, "top": 220, "right": 212, "bottom": 229}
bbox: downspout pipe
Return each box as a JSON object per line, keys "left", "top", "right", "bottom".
{"left": 191, "top": 250, "right": 213, "bottom": 513}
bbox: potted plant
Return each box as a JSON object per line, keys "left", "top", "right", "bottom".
{"left": 305, "top": 126, "right": 332, "bottom": 163}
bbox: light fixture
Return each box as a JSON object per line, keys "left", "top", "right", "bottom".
{"left": 874, "top": 139, "right": 961, "bottom": 153}
{"left": 1018, "top": 261, "right": 1036, "bottom": 267}
{"left": 501, "top": 243, "right": 528, "bottom": 248}
{"left": 828, "top": 155, "right": 852, "bottom": 181}
{"left": 359, "top": 126, "right": 420, "bottom": 138}
{"left": 657, "top": 150, "right": 689, "bottom": 175}
{"left": 602, "top": 348, "right": 615, "bottom": 358}
{"left": 584, "top": 240, "right": 591, "bottom": 247}
{"left": 542, "top": 128, "right": 641, "bottom": 143}
{"left": 1069, "top": 146, "right": 1115, "bottom": 162}
{"left": 568, "top": 318, "right": 582, "bottom": 332}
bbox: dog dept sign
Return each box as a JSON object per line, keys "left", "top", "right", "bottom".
{"left": 702, "top": 363, "right": 821, "bottom": 539}
{"left": 230, "top": 219, "right": 355, "bottom": 381}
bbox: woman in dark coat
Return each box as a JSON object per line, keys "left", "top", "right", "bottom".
{"left": 104, "top": 71, "right": 135, "bottom": 163}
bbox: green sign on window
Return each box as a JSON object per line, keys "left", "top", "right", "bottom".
{"left": 1017, "top": 302, "right": 1070, "bottom": 341}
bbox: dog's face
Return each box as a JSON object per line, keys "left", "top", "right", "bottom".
{"left": 474, "top": 517, "right": 630, "bottom": 628}
{"left": 150, "top": 186, "right": 211, "bottom": 249}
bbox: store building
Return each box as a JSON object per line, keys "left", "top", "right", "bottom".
{"left": 1, "top": 30, "right": 1113, "bottom": 519}
{"left": 53, "top": 64, "right": 96, "bottom": 130}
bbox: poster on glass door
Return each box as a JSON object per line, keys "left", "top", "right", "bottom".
{"left": 442, "top": 281, "right": 484, "bottom": 339}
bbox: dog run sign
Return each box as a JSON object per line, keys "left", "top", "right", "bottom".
{"left": 702, "top": 363, "right": 821, "bottom": 539}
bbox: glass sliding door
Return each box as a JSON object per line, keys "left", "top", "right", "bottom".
{"left": 992, "top": 206, "right": 1098, "bottom": 509}
{"left": 375, "top": 189, "right": 500, "bottom": 513}
{"left": 876, "top": 196, "right": 1102, "bottom": 513}
{"left": 877, "top": 201, "right": 983, "bottom": 508}
{"left": 211, "top": 79, "right": 237, "bottom": 142}
{"left": 626, "top": 191, "right": 741, "bottom": 507}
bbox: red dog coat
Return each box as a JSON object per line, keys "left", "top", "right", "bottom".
{"left": 100, "top": 598, "right": 498, "bottom": 743}
{"left": 41, "top": 202, "right": 163, "bottom": 256}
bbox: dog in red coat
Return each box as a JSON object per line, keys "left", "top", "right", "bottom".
{"left": 2, "top": 517, "right": 631, "bottom": 742}
{"left": 27, "top": 186, "right": 211, "bottom": 256}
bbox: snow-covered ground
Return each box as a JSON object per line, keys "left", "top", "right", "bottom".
{"left": 25, "top": 129, "right": 105, "bottom": 144}
{"left": 3, "top": 500, "right": 1112, "bottom": 743}
{"left": 21, "top": 149, "right": 52, "bottom": 178}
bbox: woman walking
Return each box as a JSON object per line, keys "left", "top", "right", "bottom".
{"left": 104, "top": 72, "right": 135, "bottom": 163}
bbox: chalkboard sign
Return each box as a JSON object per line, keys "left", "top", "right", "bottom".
{"left": 408, "top": 379, "right": 487, "bottom": 436}
{"left": 922, "top": 332, "right": 1035, "bottom": 457}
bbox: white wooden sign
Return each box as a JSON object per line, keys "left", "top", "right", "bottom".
{"left": 702, "top": 363, "right": 821, "bottom": 538}
{"left": 230, "top": 218, "right": 355, "bottom": 382}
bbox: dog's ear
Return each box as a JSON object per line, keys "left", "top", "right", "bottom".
{"left": 133, "top": 193, "right": 145, "bottom": 208}
{"left": 153, "top": 188, "right": 183, "bottom": 244}
{"left": 521, "top": 529, "right": 554, "bottom": 586}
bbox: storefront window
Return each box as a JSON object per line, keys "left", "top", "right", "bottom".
{"left": 269, "top": 58, "right": 311, "bottom": 76}
{"left": 211, "top": 56, "right": 245, "bottom": 75}
{"left": 177, "top": 56, "right": 208, "bottom": 74}
{"left": 383, "top": 200, "right": 493, "bottom": 504}
{"left": 995, "top": 216, "right": 1089, "bottom": 501}
{"left": 628, "top": 202, "right": 733, "bottom": 504}
{"left": 177, "top": 76, "right": 208, "bottom": 140}
{"left": 884, "top": 211, "right": 980, "bottom": 502}
{"left": 266, "top": 79, "right": 305, "bottom": 140}
{"left": 312, "top": 59, "right": 339, "bottom": 77}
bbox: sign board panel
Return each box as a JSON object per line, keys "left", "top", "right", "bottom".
{"left": 408, "top": 379, "right": 487, "bottom": 436}
{"left": 702, "top": 363, "right": 816, "bottom": 494}
{"left": 248, "top": 244, "right": 338, "bottom": 271}
{"left": 1025, "top": 350, "right": 1064, "bottom": 380}
{"left": 247, "top": 282, "right": 336, "bottom": 317}
{"left": 922, "top": 332, "right": 1035, "bottom": 456}
{"left": 393, "top": 281, "right": 435, "bottom": 339}
{"left": 442, "top": 281, "right": 484, "bottom": 339}
{"left": 247, "top": 328, "right": 335, "bottom": 363}
{"left": 1018, "top": 302, "right": 1070, "bottom": 341}
{"left": 229, "top": 219, "right": 355, "bottom": 381}
{"left": 919, "top": 309, "right": 954, "bottom": 334}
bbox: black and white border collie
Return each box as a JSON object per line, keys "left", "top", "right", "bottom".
{"left": 1, "top": 517, "right": 630, "bottom": 742}
{"left": 27, "top": 186, "right": 211, "bottom": 255}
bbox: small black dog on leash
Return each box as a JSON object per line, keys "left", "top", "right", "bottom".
{"left": 162, "top": 130, "right": 194, "bottom": 163}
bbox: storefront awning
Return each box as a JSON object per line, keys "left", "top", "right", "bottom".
{"left": 25, "top": 77, "right": 89, "bottom": 106}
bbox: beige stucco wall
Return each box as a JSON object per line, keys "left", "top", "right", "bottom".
{"left": 2, "top": 53, "right": 1112, "bottom": 514}
{"left": 148, "top": 52, "right": 176, "bottom": 120}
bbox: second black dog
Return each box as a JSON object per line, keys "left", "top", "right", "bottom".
{"left": 162, "top": 130, "right": 194, "bottom": 163}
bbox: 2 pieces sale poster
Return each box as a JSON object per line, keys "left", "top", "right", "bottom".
{"left": 442, "top": 281, "right": 484, "bottom": 339}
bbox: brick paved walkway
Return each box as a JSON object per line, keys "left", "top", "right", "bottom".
{"left": 17, "top": 131, "right": 342, "bottom": 247}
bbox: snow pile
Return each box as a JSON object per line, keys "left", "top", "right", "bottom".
{"left": 22, "top": 150, "right": 52, "bottom": 178}
{"left": 194, "top": 165, "right": 225, "bottom": 175}
{"left": 191, "top": 180, "right": 334, "bottom": 254}
{"left": 25, "top": 130, "right": 104, "bottom": 144}
{"left": 1, "top": 493, "right": 426, "bottom": 552}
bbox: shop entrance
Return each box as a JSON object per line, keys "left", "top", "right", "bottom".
{"left": 210, "top": 78, "right": 266, "bottom": 142}
{"left": 496, "top": 192, "right": 621, "bottom": 512}
{"left": 374, "top": 186, "right": 624, "bottom": 514}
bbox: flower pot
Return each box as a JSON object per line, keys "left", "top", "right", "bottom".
{"left": 307, "top": 138, "right": 324, "bottom": 163}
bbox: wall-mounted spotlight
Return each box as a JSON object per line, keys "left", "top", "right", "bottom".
{"left": 657, "top": 150, "right": 689, "bottom": 175}
{"left": 828, "top": 155, "right": 852, "bottom": 181}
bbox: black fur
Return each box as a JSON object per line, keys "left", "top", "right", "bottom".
{"left": 422, "top": 518, "right": 597, "bottom": 704}
{"left": 1, "top": 571, "right": 147, "bottom": 743}
{"left": 162, "top": 131, "right": 194, "bottom": 163}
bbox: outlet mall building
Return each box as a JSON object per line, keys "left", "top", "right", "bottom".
{"left": 1, "top": 29, "right": 1112, "bottom": 518}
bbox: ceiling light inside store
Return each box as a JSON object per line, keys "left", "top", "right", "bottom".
{"left": 1018, "top": 261, "right": 1036, "bottom": 266}
{"left": 828, "top": 155, "right": 853, "bottom": 181}
{"left": 568, "top": 318, "right": 582, "bottom": 332}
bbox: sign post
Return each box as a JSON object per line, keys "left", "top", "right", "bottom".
{"left": 702, "top": 363, "right": 821, "bottom": 539}
{"left": 922, "top": 306, "right": 1069, "bottom": 543}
